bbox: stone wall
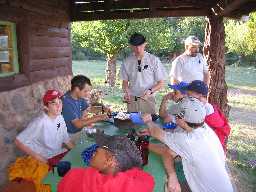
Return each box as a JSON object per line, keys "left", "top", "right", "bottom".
{"left": 0, "top": 75, "right": 72, "bottom": 186}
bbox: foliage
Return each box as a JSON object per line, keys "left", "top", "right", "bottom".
{"left": 225, "top": 12, "right": 256, "bottom": 58}
{"left": 169, "top": 17, "right": 206, "bottom": 53}
{"left": 72, "top": 18, "right": 177, "bottom": 58}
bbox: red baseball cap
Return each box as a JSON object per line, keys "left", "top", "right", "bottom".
{"left": 43, "top": 90, "right": 62, "bottom": 106}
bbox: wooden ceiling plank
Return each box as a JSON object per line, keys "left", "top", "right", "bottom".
{"left": 72, "top": 8, "right": 210, "bottom": 21}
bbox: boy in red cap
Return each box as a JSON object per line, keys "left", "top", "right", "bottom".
{"left": 15, "top": 90, "right": 74, "bottom": 164}
{"left": 58, "top": 133, "right": 154, "bottom": 192}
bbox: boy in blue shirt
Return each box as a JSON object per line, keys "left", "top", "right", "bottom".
{"left": 62, "top": 75, "right": 109, "bottom": 142}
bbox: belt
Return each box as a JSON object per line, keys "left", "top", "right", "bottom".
{"left": 133, "top": 96, "right": 144, "bottom": 101}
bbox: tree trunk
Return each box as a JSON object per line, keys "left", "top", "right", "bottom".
{"left": 203, "top": 14, "right": 231, "bottom": 116}
{"left": 105, "top": 55, "right": 117, "bottom": 87}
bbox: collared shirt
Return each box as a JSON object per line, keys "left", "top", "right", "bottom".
{"left": 170, "top": 53, "right": 208, "bottom": 83}
{"left": 16, "top": 113, "right": 70, "bottom": 159}
{"left": 120, "top": 51, "right": 168, "bottom": 96}
{"left": 62, "top": 91, "right": 89, "bottom": 134}
{"left": 163, "top": 125, "right": 233, "bottom": 192}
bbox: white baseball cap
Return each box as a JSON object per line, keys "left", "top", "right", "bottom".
{"left": 184, "top": 35, "right": 202, "bottom": 46}
{"left": 169, "top": 97, "right": 206, "bottom": 124}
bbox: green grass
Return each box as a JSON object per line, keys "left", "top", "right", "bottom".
{"left": 72, "top": 60, "right": 256, "bottom": 191}
{"left": 226, "top": 65, "right": 256, "bottom": 91}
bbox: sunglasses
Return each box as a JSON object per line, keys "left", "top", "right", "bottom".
{"left": 137, "top": 60, "right": 148, "bottom": 72}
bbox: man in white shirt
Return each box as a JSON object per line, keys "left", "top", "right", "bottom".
{"left": 140, "top": 97, "right": 233, "bottom": 192}
{"left": 170, "top": 36, "right": 209, "bottom": 85}
{"left": 120, "top": 33, "right": 168, "bottom": 113}
{"left": 15, "top": 90, "right": 74, "bottom": 164}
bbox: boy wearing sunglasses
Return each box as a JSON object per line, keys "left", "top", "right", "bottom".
{"left": 58, "top": 133, "right": 154, "bottom": 192}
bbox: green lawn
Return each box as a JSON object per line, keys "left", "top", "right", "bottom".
{"left": 72, "top": 60, "right": 256, "bottom": 191}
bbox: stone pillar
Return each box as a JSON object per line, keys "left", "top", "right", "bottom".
{"left": 0, "top": 75, "right": 72, "bottom": 187}
{"left": 204, "top": 14, "right": 230, "bottom": 116}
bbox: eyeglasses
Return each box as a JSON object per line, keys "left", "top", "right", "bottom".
{"left": 137, "top": 60, "right": 148, "bottom": 72}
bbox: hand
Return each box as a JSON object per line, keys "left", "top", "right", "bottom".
{"left": 163, "top": 92, "right": 174, "bottom": 101}
{"left": 103, "top": 105, "right": 112, "bottom": 115}
{"left": 166, "top": 173, "right": 181, "bottom": 192}
{"left": 138, "top": 128, "right": 151, "bottom": 136}
{"left": 175, "top": 117, "right": 187, "bottom": 128}
{"left": 142, "top": 114, "right": 152, "bottom": 124}
{"left": 176, "top": 117, "right": 192, "bottom": 132}
{"left": 123, "top": 92, "right": 131, "bottom": 103}
{"left": 143, "top": 89, "right": 152, "bottom": 99}
{"left": 163, "top": 115, "right": 173, "bottom": 123}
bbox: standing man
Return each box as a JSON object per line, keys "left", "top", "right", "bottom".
{"left": 120, "top": 33, "right": 167, "bottom": 114}
{"left": 62, "top": 75, "right": 108, "bottom": 142}
{"left": 170, "top": 35, "right": 209, "bottom": 85}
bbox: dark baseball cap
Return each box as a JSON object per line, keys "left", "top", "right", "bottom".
{"left": 95, "top": 133, "right": 143, "bottom": 171}
{"left": 187, "top": 80, "right": 208, "bottom": 96}
{"left": 129, "top": 33, "right": 146, "bottom": 46}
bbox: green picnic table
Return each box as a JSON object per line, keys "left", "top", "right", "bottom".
{"left": 43, "top": 121, "right": 187, "bottom": 192}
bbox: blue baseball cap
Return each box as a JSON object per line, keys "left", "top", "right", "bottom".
{"left": 168, "top": 82, "right": 189, "bottom": 94}
{"left": 187, "top": 80, "right": 208, "bottom": 96}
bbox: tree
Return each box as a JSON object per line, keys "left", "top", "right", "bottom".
{"left": 225, "top": 11, "right": 256, "bottom": 64}
{"left": 72, "top": 18, "right": 175, "bottom": 86}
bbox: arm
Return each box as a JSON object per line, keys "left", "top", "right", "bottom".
{"left": 176, "top": 118, "right": 193, "bottom": 132}
{"left": 143, "top": 80, "right": 164, "bottom": 98}
{"left": 71, "top": 114, "right": 108, "bottom": 129}
{"left": 141, "top": 114, "right": 166, "bottom": 142}
{"left": 159, "top": 93, "right": 174, "bottom": 119}
{"left": 162, "top": 149, "right": 181, "bottom": 192}
{"left": 63, "top": 141, "right": 75, "bottom": 150}
{"left": 122, "top": 80, "right": 131, "bottom": 103}
{"left": 15, "top": 139, "right": 47, "bottom": 163}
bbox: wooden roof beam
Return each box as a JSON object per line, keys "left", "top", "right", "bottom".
{"left": 219, "top": 0, "right": 249, "bottom": 16}
{"left": 72, "top": 8, "right": 210, "bottom": 21}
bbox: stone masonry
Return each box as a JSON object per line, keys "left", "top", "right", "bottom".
{"left": 0, "top": 75, "right": 72, "bottom": 186}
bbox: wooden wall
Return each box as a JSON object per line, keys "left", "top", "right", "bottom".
{"left": 0, "top": 0, "right": 72, "bottom": 91}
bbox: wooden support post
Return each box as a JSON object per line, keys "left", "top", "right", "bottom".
{"left": 204, "top": 14, "right": 230, "bottom": 116}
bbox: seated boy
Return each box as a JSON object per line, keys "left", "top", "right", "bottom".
{"left": 140, "top": 97, "right": 233, "bottom": 192}
{"left": 15, "top": 90, "right": 74, "bottom": 164}
{"left": 11, "top": 90, "right": 74, "bottom": 191}
{"left": 62, "top": 75, "right": 110, "bottom": 142}
{"left": 186, "top": 80, "right": 231, "bottom": 151}
{"left": 58, "top": 133, "right": 154, "bottom": 192}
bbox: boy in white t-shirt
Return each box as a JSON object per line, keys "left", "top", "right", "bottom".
{"left": 140, "top": 97, "right": 233, "bottom": 192}
{"left": 15, "top": 90, "right": 74, "bottom": 164}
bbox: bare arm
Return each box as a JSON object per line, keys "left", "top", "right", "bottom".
{"left": 122, "top": 80, "right": 131, "bottom": 103}
{"left": 63, "top": 141, "right": 75, "bottom": 150}
{"left": 150, "top": 80, "right": 164, "bottom": 93}
{"left": 159, "top": 93, "right": 174, "bottom": 119}
{"left": 15, "top": 139, "right": 47, "bottom": 163}
{"left": 71, "top": 114, "right": 108, "bottom": 129}
{"left": 162, "top": 149, "right": 181, "bottom": 192}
